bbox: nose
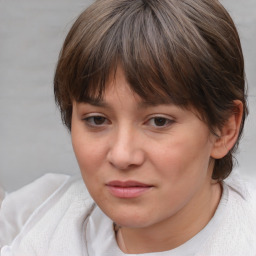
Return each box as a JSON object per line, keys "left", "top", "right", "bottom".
{"left": 107, "top": 128, "right": 145, "bottom": 170}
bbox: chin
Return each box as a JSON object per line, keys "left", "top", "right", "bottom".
{"left": 106, "top": 208, "right": 157, "bottom": 229}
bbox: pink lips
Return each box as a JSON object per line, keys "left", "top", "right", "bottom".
{"left": 106, "top": 180, "right": 153, "bottom": 198}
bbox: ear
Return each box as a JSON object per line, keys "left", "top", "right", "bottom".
{"left": 211, "top": 100, "right": 243, "bottom": 159}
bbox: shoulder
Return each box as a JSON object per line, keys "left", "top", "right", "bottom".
{"left": 0, "top": 173, "right": 94, "bottom": 252}
{"left": 225, "top": 174, "right": 256, "bottom": 233}
{"left": 225, "top": 172, "right": 256, "bottom": 209}
{"left": 0, "top": 173, "right": 70, "bottom": 247}
{"left": 200, "top": 173, "right": 256, "bottom": 255}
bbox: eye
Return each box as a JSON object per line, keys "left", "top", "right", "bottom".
{"left": 146, "top": 116, "right": 174, "bottom": 128}
{"left": 83, "top": 115, "right": 109, "bottom": 126}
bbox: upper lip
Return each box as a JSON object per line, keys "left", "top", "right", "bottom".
{"left": 106, "top": 180, "right": 152, "bottom": 187}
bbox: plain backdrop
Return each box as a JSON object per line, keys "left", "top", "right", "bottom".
{"left": 0, "top": 0, "right": 255, "bottom": 192}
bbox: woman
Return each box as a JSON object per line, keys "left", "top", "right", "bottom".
{"left": 1, "top": 0, "right": 255, "bottom": 255}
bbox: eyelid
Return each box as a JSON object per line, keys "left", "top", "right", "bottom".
{"left": 82, "top": 113, "right": 110, "bottom": 127}
{"left": 144, "top": 114, "right": 175, "bottom": 128}
{"left": 145, "top": 113, "right": 175, "bottom": 121}
{"left": 82, "top": 112, "right": 105, "bottom": 118}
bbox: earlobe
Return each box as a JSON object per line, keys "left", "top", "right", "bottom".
{"left": 211, "top": 100, "right": 243, "bottom": 159}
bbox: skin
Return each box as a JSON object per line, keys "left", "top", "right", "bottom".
{"left": 71, "top": 67, "right": 237, "bottom": 253}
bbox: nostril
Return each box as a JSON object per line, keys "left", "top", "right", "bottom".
{"left": 108, "top": 158, "right": 133, "bottom": 170}
{"left": 107, "top": 148, "right": 145, "bottom": 170}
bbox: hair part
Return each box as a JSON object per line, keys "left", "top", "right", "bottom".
{"left": 54, "top": 0, "right": 248, "bottom": 180}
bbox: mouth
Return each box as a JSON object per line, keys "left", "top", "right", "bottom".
{"left": 106, "top": 180, "right": 153, "bottom": 198}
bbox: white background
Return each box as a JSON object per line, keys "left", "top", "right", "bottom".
{"left": 0, "top": 0, "right": 255, "bottom": 192}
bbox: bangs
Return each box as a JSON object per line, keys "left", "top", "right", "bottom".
{"left": 55, "top": 0, "right": 243, "bottom": 131}
{"left": 55, "top": 0, "right": 247, "bottom": 180}
{"left": 66, "top": 0, "right": 207, "bottom": 107}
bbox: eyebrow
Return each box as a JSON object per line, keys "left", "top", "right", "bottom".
{"left": 82, "top": 97, "right": 174, "bottom": 109}
{"left": 81, "top": 98, "right": 111, "bottom": 108}
{"left": 138, "top": 99, "right": 174, "bottom": 108}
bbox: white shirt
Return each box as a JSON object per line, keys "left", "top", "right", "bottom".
{"left": 0, "top": 173, "right": 256, "bottom": 256}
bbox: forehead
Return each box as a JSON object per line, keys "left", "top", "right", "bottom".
{"left": 81, "top": 66, "right": 178, "bottom": 107}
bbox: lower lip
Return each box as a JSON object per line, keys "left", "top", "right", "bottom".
{"left": 107, "top": 186, "right": 152, "bottom": 198}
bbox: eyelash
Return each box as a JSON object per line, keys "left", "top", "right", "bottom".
{"left": 83, "top": 115, "right": 110, "bottom": 127}
{"left": 82, "top": 114, "right": 174, "bottom": 129}
{"left": 144, "top": 116, "right": 174, "bottom": 128}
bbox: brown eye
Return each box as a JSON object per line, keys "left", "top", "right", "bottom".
{"left": 154, "top": 117, "right": 168, "bottom": 126}
{"left": 145, "top": 116, "right": 174, "bottom": 128}
{"left": 84, "top": 115, "right": 108, "bottom": 126}
{"left": 93, "top": 116, "right": 106, "bottom": 125}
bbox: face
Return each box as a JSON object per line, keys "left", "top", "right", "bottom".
{"left": 71, "top": 67, "right": 218, "bottom": 230}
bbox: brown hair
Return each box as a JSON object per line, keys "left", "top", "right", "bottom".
{"left": 54, "top": 0, "right": 248, "bottom": 180}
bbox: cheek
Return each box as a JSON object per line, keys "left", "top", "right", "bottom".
{"left": 72, "top": 137, "right": 105, "bottom": 173}
{"left": 71, "top": 124, "right": 103, "bottom": 176}
{"left": 72, "top": 134, "right": 107, "bottom": 199}
{"left": 151, "top": 131, "right": 213, "bottom": 181}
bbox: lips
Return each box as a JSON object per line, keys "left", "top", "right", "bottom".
{"left": 106, "top": 180, "right": 153, "bottom": 198}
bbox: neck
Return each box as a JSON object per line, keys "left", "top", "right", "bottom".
{"left": 116, "top": 181, "right": 222, "bottom": 254}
